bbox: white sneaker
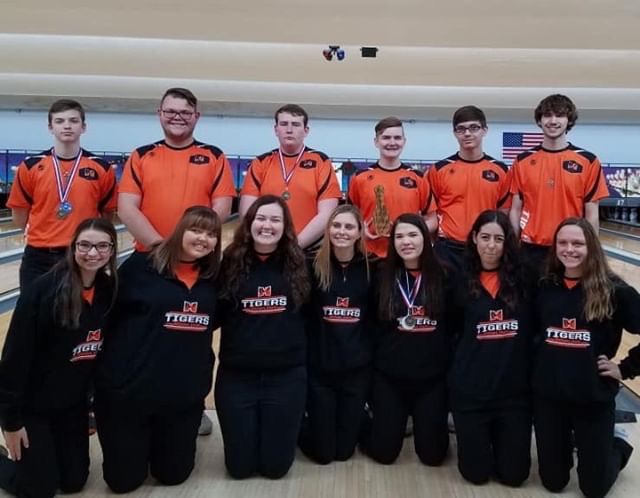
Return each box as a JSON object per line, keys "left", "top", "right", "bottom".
{"left": 614, "top": 424, "right": 630, "bottom": 442}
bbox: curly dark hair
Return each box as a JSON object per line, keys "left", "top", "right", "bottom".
{"left": 534, "top": 94, "right": 578, "bottom": 132}
{"left": 378, "top": 213, "right": 445, "bottom": 320}
{"left": 465, "top": 210, "right": 524, "bottom": 311}
{"left": 219, "top": 195, "right": 310, "bottom": 309}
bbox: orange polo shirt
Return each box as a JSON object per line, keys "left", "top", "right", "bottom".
{"left": 7, "top": 149, "right": 117, "bottom": 248}
{"left": 510, "top": 144, "right": 609, "bottom": 246}
{"left": 348, "top": 163, "right": 434, "bottom": 258}
{"left": 429, "top": 153, "right": 511, "bottom": 243}
{"left": 119, "top": 140, "right": 235, "bottom": 250}
{"left": 240, "top": 147, "right": 341, "bottom": 235}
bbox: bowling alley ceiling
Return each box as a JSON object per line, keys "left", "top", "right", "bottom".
{"left": 1, "top": 0, "right": 640, "bottom": 122}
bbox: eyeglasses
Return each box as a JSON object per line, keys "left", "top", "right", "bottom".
{"left": 160, "top": 109, "right": 195, "bottom": 120}
{"left": 454, "top": 124, "right": 484, "bottom": 135}
{"left": 76, "top": 241, "right": 114, "bottom": 254}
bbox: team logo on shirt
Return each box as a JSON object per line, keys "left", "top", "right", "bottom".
{"left": 519, "top": 210, "right": 532, "bottom": 241}
{"left": 164, "top": 301, "right": 210, "bottom": 332}
{"left": 545, "top": 317, "right": 591, "bottom": 348}
{"left": 258, "top": 286, "right": 271, "bottom": 297}
{"left": 79, "top": 167, "right": 98, "bottom": 180}
{"left": 300, "top": 160, "right": 317, "bottom": 169}
{"left": 476, "top": 309, "right": 518, "bottom": 340}
{"left": 481, "top": 170, "right": 499, "bottom": 182}
{"left": 399, "top": 177, "right": 417, "bottom": 189}
{"left": 562, "top": 160, "right": 583, "bottom": 174}
{"left": 70, "top": 329, "right": 103, "bottom": 362}
{"left": 241, "top": 286, "right": 287, "bottom": 314}
{"left": 322, "top": 296, "right": 361, "bottom": 323}
{"left": 396, "top": 305, "right": 438, "bottom": 333}
{"left": 189, "top": 154, "right": 210, "bottom": 165}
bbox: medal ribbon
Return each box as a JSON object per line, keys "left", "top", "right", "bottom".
{"left": 51, "top": 148, "right": 83, "bottom": 205}
{"left": 277, "top": 146, "right": 305, "bottom": 190}
{"left": 396, "top": 271, "right": 422, "bottom": 312}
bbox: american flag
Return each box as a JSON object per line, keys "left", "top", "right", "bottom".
{"left": 502, "top": 132, "right": 545, "bottom": 161}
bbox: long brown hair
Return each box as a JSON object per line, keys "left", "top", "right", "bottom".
{"left": 378, "top": 213, "right": 445, "bottom": 320}
{"left": 466, "top": 210, "right": 523, "bottom": 311}
{"left": 219, "top": 195, "right": 309, "bottom": 309}
{"left": 545, "top": 217, "right": 614, "bottom": 321}
{"left": 151, "top": 206, "right": 222, "bottom": 279}
{"left": 314, "top": 204, "right": 369, "bottom": 291}
{"left": 54, "top": 218, "right": 118, "bottom": 329}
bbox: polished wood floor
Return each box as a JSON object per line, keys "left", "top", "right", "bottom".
{"left": 0, "top": 413, "right": 638, "bottom": 497}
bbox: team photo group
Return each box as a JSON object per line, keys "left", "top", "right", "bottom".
{"left": 0, "top": 88, "right": 639, "bottom": 498}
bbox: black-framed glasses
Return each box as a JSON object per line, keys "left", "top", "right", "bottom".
{"left": 75, "top": 241, "right": 114, "bottom": 254}
{"left": 454, "top": 124, "right": 484, "bottom": 135}
{"left": 160, "top": 109, "right": 195, "bottom": 120}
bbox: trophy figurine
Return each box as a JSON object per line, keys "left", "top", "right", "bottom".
{"left": 371, "top": 185, "right": 392, "bottom": 237}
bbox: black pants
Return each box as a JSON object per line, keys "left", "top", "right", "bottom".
{"left": 19, "top": 245, "right": 66, "bottom": 290}
{"left": 534, "top": 395, "right": 633, "bottom": 498}
{"left": 433, "top": 238, "right": 465, "bottom": 277}
{"left": 214, "top": 365, "right": 306, "bottom": 479}
{"left": 0, "top": 405, "right": 89, "bottom": 498}
{"left": 453, "top": 406, "right": 531, "bottom": 486}
{"left": 362, "top": 371, "right": 449, "bottom": 465}
{"left": 299, "top": 367, "right": 370, "bottom": 464}
{"left": 520, "top": 242, "right": 551, "bottom": 279}
{"left": 94, "top": 398, "right": 202, "bottom": 493}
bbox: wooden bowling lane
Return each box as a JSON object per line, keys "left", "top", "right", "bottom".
{"left": 600, "top": 222, "right": 640, "bottom": 257}
{"left": 0, "top": 231, "right": 25, "bottom": 253}
{"left": 600, "top": 229, "right": 640, "bottom": 257}
{"left": 0, "top": 220, "right": 18, "bottom": 232}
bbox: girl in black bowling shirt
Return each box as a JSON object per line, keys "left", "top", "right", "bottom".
{"left": 533, "top": 217, "right": 639, "bottom": 497}
{"left": 215, "top": 195, "right": 310, "bottom": 479}
{"left": 0, "top": 218, "right": 117, "bottom": 497}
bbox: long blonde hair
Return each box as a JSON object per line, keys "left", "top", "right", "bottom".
{"left": 313, "top": 204, "right": 369, "bottom": 291}
{"left": 546, "top": 217, "right": 614, "bottom": 321}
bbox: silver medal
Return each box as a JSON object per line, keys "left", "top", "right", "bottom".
{"left": 400, "top": 314, "right": 416, "bottom": 331}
